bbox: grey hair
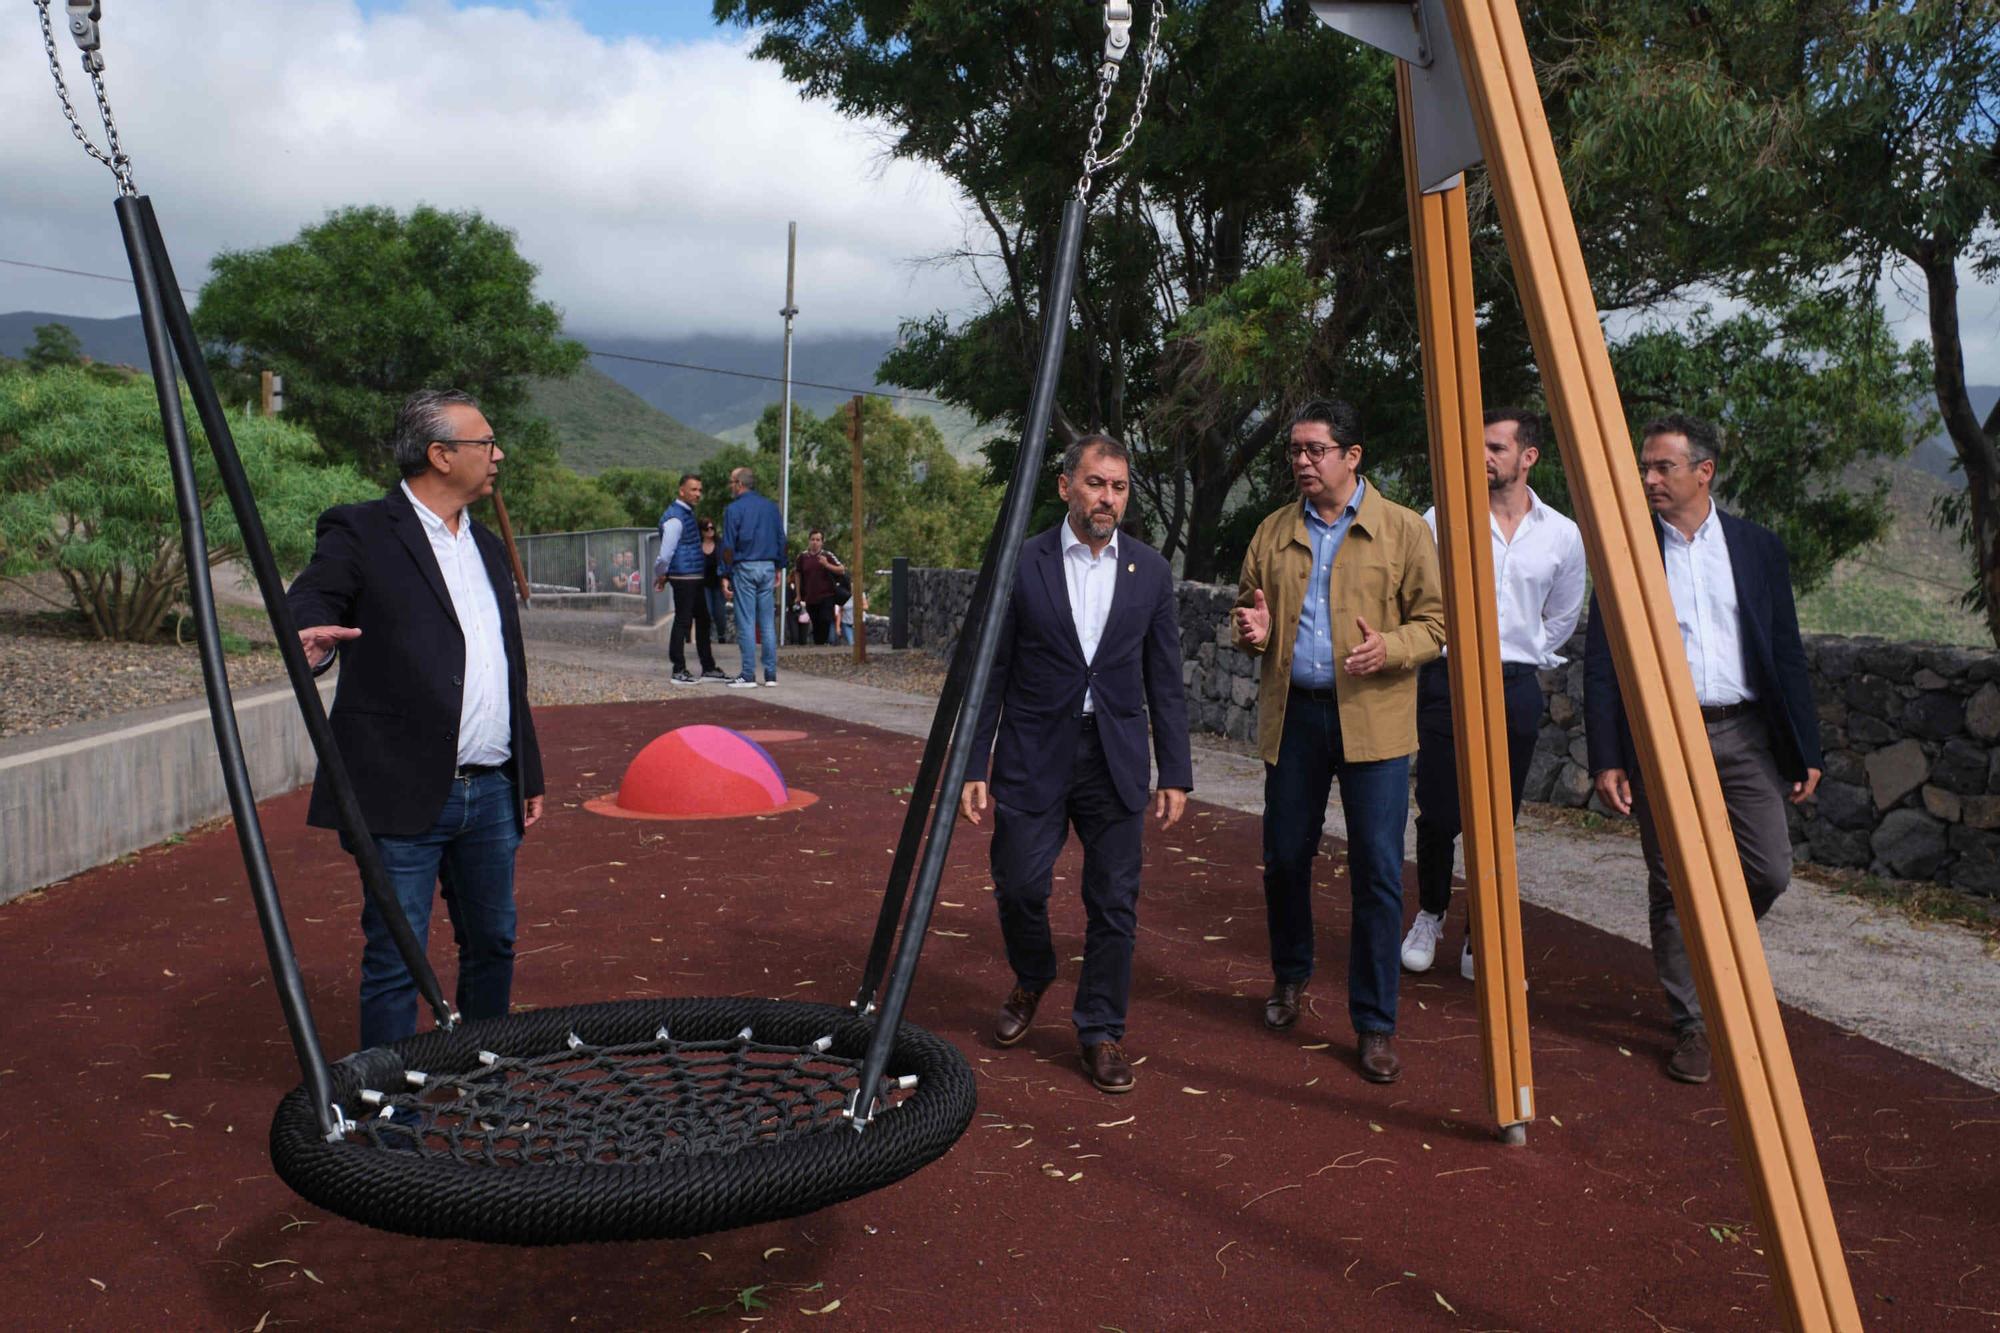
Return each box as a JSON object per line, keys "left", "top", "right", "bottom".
{"left": 730, "top": 466, "right": 758, "bottom": 488}
{"left": 391, "top": 388, "right": 482, "bottom": 478}
{"left": 1060, "top": 431, "right": 1130, "bottom": 479}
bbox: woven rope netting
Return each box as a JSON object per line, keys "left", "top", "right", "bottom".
{"left": 352, "top": 1030, "right": 913, "bottom": 1168}
{"left": 271, "top": 997, "right": 976, "bottom": 1244}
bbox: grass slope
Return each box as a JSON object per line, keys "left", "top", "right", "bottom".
{"left": 1797, "top": 456, "right": 1989, "bottom": 647}
{"left": 524, "top": 365, "right": 724, "bottom": 476}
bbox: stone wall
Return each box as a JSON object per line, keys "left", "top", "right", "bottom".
{"left": 905, "top": 566, "right": 2000, "bottom": 896}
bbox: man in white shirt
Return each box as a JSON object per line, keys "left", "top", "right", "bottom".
{"left": 1403, "top": 409, "right": 1587, "bottom": 981}
{"left": 961, "top": 434, "right": 1193, "bottom": 1095}
{"left": 1583, "top": 413, "right": 1822, "bottom": 1084}
{"left": 289, "top": 389, "right": 546, "bottom": 1049}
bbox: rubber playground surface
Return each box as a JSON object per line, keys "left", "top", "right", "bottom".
{"left": 3, "top": 697, "right": 1996, "bottom": 1330}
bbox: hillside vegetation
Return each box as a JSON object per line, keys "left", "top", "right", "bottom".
{"left": 527, "top": 364, "right": 723, "bottom": 476}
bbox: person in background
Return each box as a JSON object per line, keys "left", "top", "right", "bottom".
{"left": 701, "top": 518, "right": 729, "bottom": 644}
{"left": 652, "top": 472, "right": 726, "bottom": 685}
{"left": 1402, "top": 409, "right": 1586, "bottom": 981}
{"left": 719, "top": 466, "right": 785, "bottom": 688}
{"left": 1584, "top": 412, "right": 1821, "bottom": 1085}
{"left": 795, "top": 528, "right": 845, "bottom": 646}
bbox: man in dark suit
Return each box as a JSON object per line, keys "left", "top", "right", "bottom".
{"left": 289, "top": 388, "right": 547, "bottom": 1050}
{"left": 960, "top": 432, "right": 1194, "bottom": 1094}
{"left": 1583, "top": 412, "right": 1821, "bottom": 1084}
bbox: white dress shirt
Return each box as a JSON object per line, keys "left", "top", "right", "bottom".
{"left": 402, "top": 482, "right": 513, "bottom": 767}
{"left": 1662, "top": 500, "right": 1753, "bottom": 706}
{"left": 1060, "top": 519, "right": 1120, "bottom": 714}
{"left": 1423, "top": 487, "right": 1588, "bottom": 667}
{"left": 652, "top": 515, "right": 684, "bottom": 576}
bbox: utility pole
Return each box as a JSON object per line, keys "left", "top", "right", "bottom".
{"left": 778, "top": 222, "right": 798, "bottom": 639}
{"left": 849, "top": 394, "right": 866, "bottom": 664}
{"left": 259, "top": 369, "right": 282, "bottom": 417}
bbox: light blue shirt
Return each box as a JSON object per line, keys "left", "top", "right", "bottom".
{"left": 1291, "top": 479, "right": 1365, "bottom": 689}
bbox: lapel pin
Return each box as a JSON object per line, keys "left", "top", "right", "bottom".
{"left": 1127, "top": 562, "right": 1136, "bottom": 573}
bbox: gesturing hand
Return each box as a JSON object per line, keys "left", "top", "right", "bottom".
{"left": 297, "top": 624, "right": 360, "bottom": 668}
{"left": 1233, "top": 589, "right": 1271, "bottom": 647}
{"left": 1343, "top": 617, "right": 1387, "bottom": 675}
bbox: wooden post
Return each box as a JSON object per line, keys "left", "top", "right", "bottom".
{"left": 850, "top": 394, "right": 867, "bottom": 664}
{"left": 488, "top": 486, "right": 531, "bottom": 604}
{"left": 1397, "top": 65, "right": 1535, "bottom": 1142}
{"left": 258, "top": 369, "right": 274, "bottom": 417}
{"left": 1442, "top": 1, "right": 1860, "bottom": 1325}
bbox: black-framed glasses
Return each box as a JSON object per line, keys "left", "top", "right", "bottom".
{"left": 1284, "top": 440, "right": 1345, "bottom": 463}
{"left": 434, "top": 436, "right": 498, "bottom": 454}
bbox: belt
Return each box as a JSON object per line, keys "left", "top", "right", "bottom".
{"left": 454, "top": 762, "right": 505, "bottom": 780}
{"left": 1423, "top": 659, "right": 1541, "bottom": 681}
{"left": 1700, "top": 702, "right": 1754, "bottom": 724}
{"left": 1288, "top": 684, "right": 1338, "bottom": 704}
{"left": 1075, "top": 712, "right": 1097, "bottom": 729}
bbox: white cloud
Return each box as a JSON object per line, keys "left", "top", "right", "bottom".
{"left": 0, "top": 1, "right": 974, "bottom": 336}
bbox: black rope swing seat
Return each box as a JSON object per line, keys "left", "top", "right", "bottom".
{"left": 36, "top": 0, "right": 1159, "bottom": 1244}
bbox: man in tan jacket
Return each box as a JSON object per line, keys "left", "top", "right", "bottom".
{"left": 1233, "top": 399, "right": 1445, "bottom": 1083}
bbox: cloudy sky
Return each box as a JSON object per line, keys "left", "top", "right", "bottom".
{"left": 1, "top": 0, "right": 973, "bottom": 338}
{"left": 2, "top": 0, "right": 1992, "bottom": 368}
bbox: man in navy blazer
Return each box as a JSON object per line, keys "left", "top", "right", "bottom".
{"left": 289, "top": 389, "right": 546, "bottom": 1050}
{"left": 1583, "top": 413, "right": 1821, "bottom": 1084}
{"left": 961, "top": 433, "right": 1194, "bottom": 1094}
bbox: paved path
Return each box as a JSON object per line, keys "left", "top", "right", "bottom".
{"left": 534, "top": 639, "right": 2000, "bottom": 1091}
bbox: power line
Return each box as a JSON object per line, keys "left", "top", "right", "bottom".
{"left": 1, "top": 253, "right": 941, "bottom": 405}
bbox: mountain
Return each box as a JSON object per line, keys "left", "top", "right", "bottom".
{"left": 1, "top": 310, "right": 154, "bottom": 369}
{"left": 525, "top": 365, "right": 723, "bottom": 475}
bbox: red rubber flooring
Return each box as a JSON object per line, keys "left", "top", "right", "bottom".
{"left": 2, "top": 697, "right": 1996, "bottom": 1330}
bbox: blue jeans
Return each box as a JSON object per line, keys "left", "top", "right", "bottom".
{"left": 355, "top": 769, "right": 521, "bottom": 1049}
{"left": 706, "top": 585, "right": 729, "bottom": 642}
{"left": 732, "top": 560, "right": 778, "bottom": 682}
{"left": 1263, "top": 688, "right": 1411, "bottom": 1034}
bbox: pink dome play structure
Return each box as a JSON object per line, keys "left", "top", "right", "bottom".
{"left": 584, "top": 724, "right": 818, "bottom": 821}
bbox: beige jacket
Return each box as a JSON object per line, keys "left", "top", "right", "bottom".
{"left": 1233, "top": 482, "right": 1446, "bottom": 764}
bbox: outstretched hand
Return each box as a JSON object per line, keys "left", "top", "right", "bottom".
{"left": 1233, "top": 589, "right": 1271, "bottom": 647}
{"left": 298, "top": 624, "right": 360, "bottom": 668}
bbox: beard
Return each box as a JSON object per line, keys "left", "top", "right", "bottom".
{"left": 1078, "top": 508, "right": 1118, "bottom": 540}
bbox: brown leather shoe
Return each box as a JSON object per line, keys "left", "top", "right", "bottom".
{"left": 1358, "top": 1032, "right": 1402, "bottom": 1084}
{"left": 993, "top": 985, "right": 1044, "bottom": 1047}
{"left": 1264, "top": 980, "right": 1307, "bottom": 1031}
{"left": 1667, "top": 1028, "right": 1712, "bottom": 1084}
{"left": 1082, "top": 1039, "right": 1135, "bottom": 1094}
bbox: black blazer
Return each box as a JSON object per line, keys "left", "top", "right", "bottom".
{"left": 970, "top": 524, "right": 1194, "bottom": 815}
{"left": 287, "top": 487, "right": 546, "bottom": 838}
{"left": 1583, "top": 509, "right": 1821, "bottom": 783}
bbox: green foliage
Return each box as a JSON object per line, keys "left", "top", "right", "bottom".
{"left": 0, "top": 367, "right": 374, "bottom": 641}
{"left": 503, "top": 454, "right": 626, "bottom": 535}
{"left": 526, "top": 365, "right": 723, "bottom": 476}
{"left": 595, "top": 466, "right": 685, "bottom": 529}
{"left": 24, "top": 322, "right": 83, "bottom": 373}
{"left": 191, "top": 204, "right": 586, "bottom": 486}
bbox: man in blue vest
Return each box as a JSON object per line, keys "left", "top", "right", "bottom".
{"left": 652, "top": 473, "right": 725, "bottom": 684}
{"left": 719, "top": 466, "right": 787, "bottom": 688}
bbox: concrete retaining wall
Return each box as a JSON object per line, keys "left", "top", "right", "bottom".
{"left": 905, "top": 566, "right": 2000, "bottom": 897}
{"left": 0, "top": 678, "right": 334, "bottom": 903}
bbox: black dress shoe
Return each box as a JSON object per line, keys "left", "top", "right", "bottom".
{"left": 993, "top": 985, "right": 1044, "bottom": 1047}
{"left": 1083, "top": 1039, "right": 1135, "bottom": 1094}
{"left": 1358, "top": 1032, "right": 1402, "bottom": 1084}
{"left": 1264, "top": 980, "right": 1307, "bottom": 1031}
{"left": 1667, "top": 1028, "right": 1712, "bottom": 1084}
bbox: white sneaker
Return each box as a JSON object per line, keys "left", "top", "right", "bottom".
{"left": 761, "top": 677, "right": 778, "bottom": 687}
{"left": 1400, "top": 910, "right": 1444, "bottom": 973}
{"left": 1460, "top": 940, "right": 1476, "bottom": 981}
{"left": 728, "top": 678, "right": 760, "bottom": 690}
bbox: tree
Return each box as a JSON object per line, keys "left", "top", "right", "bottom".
{"left": 0, "top": 367, "right": 373, "bottom": 641}
{"left": 191, "top": 205, "right": 589, "bottom": 512}
{"left": 23, "top": 322, "right": 83, "bottom": 373}
{"left": 1544, "top": 0, "right": 2000, "bottom": 639}
{"left": 726, "top": 0, "right": 1928, "bottom": 592}
{"left": 597, "top": 466, "right": 686, "bottom": 530}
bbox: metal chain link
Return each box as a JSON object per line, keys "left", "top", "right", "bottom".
{"left": 36, "top": 0, "right": 137, "bottom": 195}
{"left": 1077, "top": 0, "right": 1166, "bottom": 201}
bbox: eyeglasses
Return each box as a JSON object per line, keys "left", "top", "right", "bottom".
{"left": 1284, "top": 440, "right": 1347, "bottom": 463}
{"left": 1638, "top": 459, "right": 1693, "bottom": 477}
{"left": 434, "top": 436, "right": 498, "bottom": 454}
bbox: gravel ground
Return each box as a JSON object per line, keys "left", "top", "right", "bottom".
{"left": 0, "top": 574, "right": 287, "bottom": 740}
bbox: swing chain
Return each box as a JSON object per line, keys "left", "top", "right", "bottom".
{"left": 36, "top": 0, "right": 137, "bottom": 196}
{"left": 1077, "top": 0, "right": 1166, "bottom": 202}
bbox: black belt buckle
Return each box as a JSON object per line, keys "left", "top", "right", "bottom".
{"left": 1700, "top": 702, "right": 1750, "bottom": 724}
{"left": 454, "top": 763, "right": 501, "bottom": 780}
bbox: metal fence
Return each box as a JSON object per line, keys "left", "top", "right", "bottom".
{"left": 514, "top": 527, "right": 655, "bottom": 597}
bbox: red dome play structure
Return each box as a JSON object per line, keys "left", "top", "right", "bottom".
{"left": 585, "top": 724, "right": 818, "bottom": 820}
